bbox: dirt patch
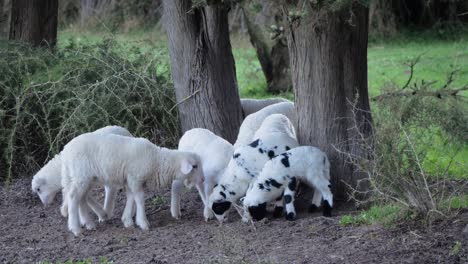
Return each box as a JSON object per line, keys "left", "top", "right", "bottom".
{"left": 1, "top": 178, "right": 467, "bottom": 264}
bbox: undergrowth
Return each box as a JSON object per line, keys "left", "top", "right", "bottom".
{"left": 0, "top": 39, "right": 179, "bottom": 184}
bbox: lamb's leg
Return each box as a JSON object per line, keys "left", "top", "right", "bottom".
{"left": 311, "top": 178, "right": 333, "bottom": 217}
{"left": 121, "top": 190, "right": 135, "bottom": 228}
{"left": 284, "top": 177, "right": 297, "bottom": 221}
{"left": 87, "top": 194, "right": 107, "bottom": 222}
{"left": 171, "top": 180, "right": 184, "bottom": 219}
{"left": 67, "top": 186, "right": 84, "bottom": 236}
{"left": 272, "top": 196, "right": 284, "bottom": 218}
{"left": 60, "top": 186, "right": 69, "bottom": 218}
{"left": 195, "top": 182, "right": 206, "bottom": 205}
{"left": 80, "top": 194, "right": 96, "bottom": 230}
{"left": 133, "top": 189, "right": 149, "bottom": 231}
{"left": 309, "top": 187, "right": 322, "bottom": 213}
{"left": 103, "top": 185, "right": 117, "bottom": 219}
{"left": 203, "top": 180, "right": 215, "bottom": 221}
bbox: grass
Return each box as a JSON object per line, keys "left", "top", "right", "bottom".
{"left": 340, "top": 195, "right": 468, "bottom": 227}
{"left": 367, "top": 40, "right": 468, "bottom": 97}
{"left": 339, "top": 205, "right": 404, "bottom": 227}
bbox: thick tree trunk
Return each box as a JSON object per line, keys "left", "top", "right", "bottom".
{"left": 286, "top": 3, "right": 372, "bottom": 201}
{"left": 241, "top": 1, "right": 292, "bottom": 94}
{"left": 9, "top": 0, "right": 58, "bottom": 47}
{"left": 163, "top": 0, "right": 243, "bottom": 143}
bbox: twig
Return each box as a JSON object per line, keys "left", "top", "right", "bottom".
{"left": 371, "top": 85, "right": 468, "bottom": 101}
{"left": 401, "top": 54, "right": 423, "bottom": 90}
{"left": 169, "top": 89, "right": 201, "bottom": 112}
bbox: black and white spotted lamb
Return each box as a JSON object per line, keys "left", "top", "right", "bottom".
{"left": 242, "top": 146, "right": 333, "bottom": 221}
{"left": 208, "top": 114, "right": 299, "bottom": 223}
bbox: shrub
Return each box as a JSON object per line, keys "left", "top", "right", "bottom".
{"left": 0, "top": 39, "right": 179, "bottom": 184}
{"left": 337, "top": 61, "right": 467, "bottom": 219}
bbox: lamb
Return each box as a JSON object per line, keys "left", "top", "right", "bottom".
{"left": 31, "top": 125, "right": 133, "bottom": 220}
{"left": 242, "top": 146, "right": 333, "bottom": 222}
{"left": 171, "top": 128, "right": 234, "bottom": 221}
{"left": 208, "top": 114, "right": 299, "bottom": 223}
{"left": 234, "top": 101, "right": 296, "bottom": 149}
{"left": 60, "top": 133, "right": 203, "bottom": 236}
{"left": 240, "top": 98, "right": 290, "bottom": 117}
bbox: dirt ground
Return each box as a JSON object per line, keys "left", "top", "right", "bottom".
{"left": 1, "top": 178, "right": 467, "bottom": 264}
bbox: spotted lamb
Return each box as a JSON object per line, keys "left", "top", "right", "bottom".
{"left": 208, "top": 114, "right": 299, "bottom": 223}
{"left": 242, "top": 146, "right": 333, "bottom": 222}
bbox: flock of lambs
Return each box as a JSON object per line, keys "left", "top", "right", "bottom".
{"left": 31, "top": 98, "right": 333, "bottom": 236}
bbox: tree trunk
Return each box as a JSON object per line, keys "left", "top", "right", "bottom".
{"left": 241, "top": 1, "right": 292, "bottom": 94}
{"left": 9, "top": 0, "right": 58, "bottom": 47}
{"left": 369, "top": 0, "right": 396, "bottom": 38}
{"left": 241, "top": 4, "right": 273, "bottom": 89}
{"left": 268, "top": 38, "right": 291, "bottom": 93}
{"left": 0, "top": 0, "right": 5, "bottom": 38}
{"left": 163, "top": 0, "right": 243, "bottom": 143}
{"left": 286, "top": 2, "right": 372, "bottom": 201}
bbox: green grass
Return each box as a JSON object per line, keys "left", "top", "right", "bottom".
{"left": 340, "top": 195, "right": 468, "bottom": 227}
{"left": 339, "top": 205, "right": 404, "bottom": 227}
{"left": 439, "top": 195, "right": 468, "bottom": 210}
{"left": 367, "top": 40, "right": 468, "bottom": 97}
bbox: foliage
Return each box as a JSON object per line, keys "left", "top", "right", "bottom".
{"left": 337, "top": 59, "right": 467, "bottom": 218}
{"left": 0, "top": 39, "right": 179, "bottom": 184}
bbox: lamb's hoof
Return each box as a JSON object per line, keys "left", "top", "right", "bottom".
{"left": 137, "top": 220, "right": 150, "bottom": 231}
{"left": 60, "top": 208, "right": 68, "bottom": 218}
{"left": 323, "top": 209, "right": 332, "bottom": 217}
{"left": 204, "top": 207, "right": 213, "bottom": 222}
{"left": 171, "top": 209, "right": 181, "bottom": 220}
{"left": 285, "top": 212, "right": 296, "bottom": 221}
{"left": 308, "top": 204, "right": 319, "bottom": 213}
{"left": 273, "top": 206, "right": 284, "bottom": 218}
{"left": 122, "top": 218, "right": 134, "bottom": 228}
{"left": 98, "top": 213, "right": 108, "bottom": 223}
{"left": 85, "top": 222, "right": 96, "bottom": 230}
{"left": 70, "top": 227, "right": 81, "bottom": 237}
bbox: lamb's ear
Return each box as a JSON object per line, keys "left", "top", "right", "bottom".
{"left": 180, "top": 158, "right": 194, "bottom": 175}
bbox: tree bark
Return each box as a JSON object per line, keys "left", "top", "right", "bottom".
{"left": 9, "top": 0, "right": 58, "bottom": 47}
{"left": 163, "top": 0, "right": 243, "bottom": 143}
{"left": 241, "top": 1, "right": 292, "bottom": 94}
{"left": 286, "top": 2, "right": 372, "bottom": 201}
{"left": 0, "top": 0, "right": 10, "bottom": 38}
{"left": 369, "top": 0, "right": 396, "bottom": 38}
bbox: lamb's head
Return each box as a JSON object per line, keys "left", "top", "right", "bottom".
{"left": 243, "top": 168, "right": 285, "bottom": 221}
{"left": 208, "top": 182, "right": 244, "bottom": 223}
{"left": 31, "top": 176, "right": 59, "bottom": 206}
{"left": 177, "top": 153, "right": 204, "bottom": 189}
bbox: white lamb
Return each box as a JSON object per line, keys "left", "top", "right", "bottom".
{"left": 171, "top": 128, "right": 234, "bottom": 221}
{"left": 60, "top": 133, "right": 203, "bottom": 236}
{"left": 234, "top": 101, "right": 296, "bottom": 149}
{"left": 31, "top": 125, "right": 133, "bottom": 221}
{"left": 208, "top": 114, "right": 299, "bottom": 223}
{"left": 242, "top": 146, "right": 333, "bottom": 222}
{"left": 240, "top": 98, "right": 290, "bottom": 117}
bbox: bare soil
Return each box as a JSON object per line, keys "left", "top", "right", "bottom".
{"left": 1, "top": 178, "right": 467, "bottom": 264}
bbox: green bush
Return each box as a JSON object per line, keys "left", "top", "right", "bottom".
{"left": 0, "top": 39, "right": 179, "bottom": 184}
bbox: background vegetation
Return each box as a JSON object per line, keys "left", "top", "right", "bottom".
{"left": 0, "top": 0, "right": 466, "bottom": 224}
